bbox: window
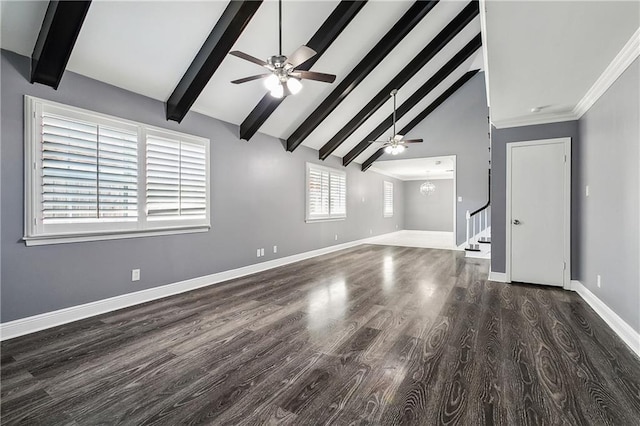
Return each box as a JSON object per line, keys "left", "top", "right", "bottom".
{"left": 306, "top": 163, "right": 346, "bottom": 221}
{"left": 383, "top": 181, "right": 394, "bottom": 217}
{"left": 24, "top": 96, "right": 210, "bottom": 245}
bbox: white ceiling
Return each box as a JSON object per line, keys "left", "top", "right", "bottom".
{"left": 0, "top": 0, "right": 481, "bottom": 166}
{"left": 2, "top": 0, "right": 635, "bottom": 173}
{"left": 370, "top": 156, "right": 455, "bottom": 181}
{"left": 484, "top": 0, "right": 639, "bottom": 128}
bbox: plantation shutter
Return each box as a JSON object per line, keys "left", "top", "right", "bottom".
{"left": 25, "top": 96, "right": 211, "bottom": 244}
{"left": 384, "top": 181, "right": 393, "bottom": 217}
{"left": 40, "top": 113, "right": 138, "bottom": 225}
{"left": 307, "top": 164, "right": 346, "bottom": 220}
{"left": 329, "top": 172, "right": 346, "bottom": 216}
{"left": 97, "top": 126, "right": 138, "bottom": 220}
{"left": 308, "top": 166, "right": 330, "bottom": 218}
{"left": 146, "top": 134, "right": 207, "bottom": 220}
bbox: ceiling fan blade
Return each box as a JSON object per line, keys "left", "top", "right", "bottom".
{"left": 293, "top": 70, "right": 336, "bottom": 83}
{"left": 287, "top": 45, "right": 316, "bottom": 68}
{"left": 393, "top": 134, "right": 404, "bottom": 141}
{"left": 401, "top": 139, "right": 424, "bottom": 144}
{"left": 231, "top": 74, "right": 271, "bottom": 84}
{"left": 229, "top": 51, "right": 269, "bottom": 67}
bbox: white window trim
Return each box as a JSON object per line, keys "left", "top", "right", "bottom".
{"left": 23, "top": 96, "right": 211, "bottom": 246}
{"left": 383, "top": 180, "right": 394, "bottom": 218}
{"left": 305, "top": 162, "right": 347, "bottom": 223}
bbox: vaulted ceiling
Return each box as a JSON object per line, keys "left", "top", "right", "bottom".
{"left": 0, "top": 0, "right": 483, "bottom": 170}
{"left": 2, "top": 1, "right": 638, "bottom": 170}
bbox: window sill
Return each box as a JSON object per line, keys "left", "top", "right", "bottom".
{"left": 305, "top": 217, "right": 346, "bottom": 224}
{"left": 23, "top": 225, "right": 211, "bottom": 246}
{"left": 383, "top": 215, "right": 394, "bottom": 218}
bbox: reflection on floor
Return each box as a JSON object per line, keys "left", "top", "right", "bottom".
{"left": 370, "top": 230, "right": 460, "bottom": 251}
{"left": 3, "top": 245, "right": 639, "bottom": 424}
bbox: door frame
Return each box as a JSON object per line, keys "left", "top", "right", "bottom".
{"left": 451, "top": 155, "right": 457, "bottom": 247}
{"left": 505, "top": 137, "right": 571, "bottom": 289}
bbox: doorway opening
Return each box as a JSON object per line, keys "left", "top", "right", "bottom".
{"left": 369, "top": 155, "right": 458, "bottom": 250}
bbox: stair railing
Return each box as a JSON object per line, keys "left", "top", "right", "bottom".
{"left": 465, "top": 204, "right": 490, "bottom": 251}
{"left": 465, "top": 169, "right": 491, "bottom": 252}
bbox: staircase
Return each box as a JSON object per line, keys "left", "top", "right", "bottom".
{"left": 463, "top": 205, "right": 491, "bottom": 259}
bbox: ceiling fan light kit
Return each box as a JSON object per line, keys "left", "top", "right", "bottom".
{"left": 384, "top": 144, "right": 406, "bottom": 155}
{"left": 229, "top": 0, "right": 336, "bottom": 98}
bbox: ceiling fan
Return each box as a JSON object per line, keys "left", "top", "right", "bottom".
{"left": 228, "top": 0, "right": 336, "bottom": 98}
{"left": 370, "top": 89, "right": 423, "bottom": 155}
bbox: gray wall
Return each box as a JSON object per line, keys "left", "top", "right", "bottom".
{"left": 377, "top": 72, "right": 490, "bottom": 245}
{"left": 0, "top": 50, "right": 404, "bottom": 323}
{"left": 577, "top": 59, "right": 639, "bottom": 332}
{"left": 490, "top": 121, "right": 580, "bottom": 275}
{"left": 403, "top": 179, "right": 454, "bottom": 231}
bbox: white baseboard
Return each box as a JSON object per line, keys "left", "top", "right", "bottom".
{"left": 0, "top": 234, "right": 391, "bottom": 341}
{"left": 571, "top": 280, "right": 640, "bottom": 358}
{"left": 488, "top": 270, "right": 507, "bottom": 282}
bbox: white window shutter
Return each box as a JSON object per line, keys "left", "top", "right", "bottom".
{"left": 146, "top": 135, "right": 207, "bottom": 220}
{"left": 41, "top": 113, "right": 138, "bottom": 224}
{"left": 308, "top": 167, "right": 329, "bottom": 218}
{"left": 146, "top": 135, "right": 181, "bottom": 218}
{"left": 97, "top": 125, "right": 138, "bottom": 220}
{"left": 24, "top": 96, "right": 210, "bottom": 245}
{"left": 179, "top": 141, "right": 207, "bottom": 218}
{"left": 384, "top": 181, "right": 393, "bottom": 217}
{"left": 41, "top": 113, "right": 99, "bottom": 224}
{"left": 330, "top": 172, "right": 346, "bottom": 216}
{"left": 306, "top": 163, "right": 346, "bottom": 221}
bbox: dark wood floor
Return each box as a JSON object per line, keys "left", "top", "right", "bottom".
{"left": 2, "top": 244, "right": 640, "bottom": 425}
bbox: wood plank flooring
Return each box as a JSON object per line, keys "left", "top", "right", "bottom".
{"left": 2, "top": 244, "right": 640, "bottom": 425}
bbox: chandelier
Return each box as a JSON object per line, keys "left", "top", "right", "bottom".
{"left": 420, "top": 180, "right": 436, "bottom": 195}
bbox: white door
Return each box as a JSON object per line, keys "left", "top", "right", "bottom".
{"left": 507, "top": 138, "right": 570, "bottom": 287}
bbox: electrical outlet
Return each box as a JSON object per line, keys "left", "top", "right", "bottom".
{"left": 369, "top": 229, "right": 373, "bottom": 235}
{"left": 585, "top": 185, "right": 590, "bottom": 197}
{"left": 395, "top": 224, "right": 398, "bottom": 229}
{"left": 334, "top": 234, "right": 338, "bottom": 241}
{"left": 131, "top": 269, "right": 140, "bottom": 282}
{"left": 362, "top": 197, "right": 365, "bottom": 202}
{"left": 260, "top": 248, "right": 265, "bottom": 256}
{"left": 458, "top": 196, "right": 463, "bottom": 202}
{"left": 256, "top": 249, "right": 261, "bottom": 257}
{"left": 273, "top": 245, "right": 277, "bottom": 253}
{"left": 597, "top": 274, "right": 601, "bottom": 288}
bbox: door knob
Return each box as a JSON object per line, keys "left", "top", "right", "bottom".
{"left": 513, "top": 219, "right": 521, "bottom": 225}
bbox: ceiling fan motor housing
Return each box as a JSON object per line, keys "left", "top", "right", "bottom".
{"left": 268, "top": 55, "right": 288, "bottom": 69}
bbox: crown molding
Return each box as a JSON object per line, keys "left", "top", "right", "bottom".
{"left": 491, "top": 27, "right": 639, "bottom": 130}
{"left": 491, "top": 109, "right": 578, "bottom": 130}
{"left": 574, "top": 27, "right": 640, "bottom": 119}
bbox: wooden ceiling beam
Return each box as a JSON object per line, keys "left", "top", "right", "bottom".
{"left": 238, "top": 1, "right": 367, "bottom": 141}
{"left": 285, "top": 0, "right": 440, "bottom": 152}
{"left": 361, "top": 69, "right": 480, "bottom": 171}
{"left": 30, "top": 1, "right": 92, "bottom": 89}
{"left": 166, "top": 0, "right": 263, "bottom": 123}
{"left": 344, "top": 38, "right": 481, "bottom": 166}
{"left": 319, "top": 1, "right": 479, "bottom": 161}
